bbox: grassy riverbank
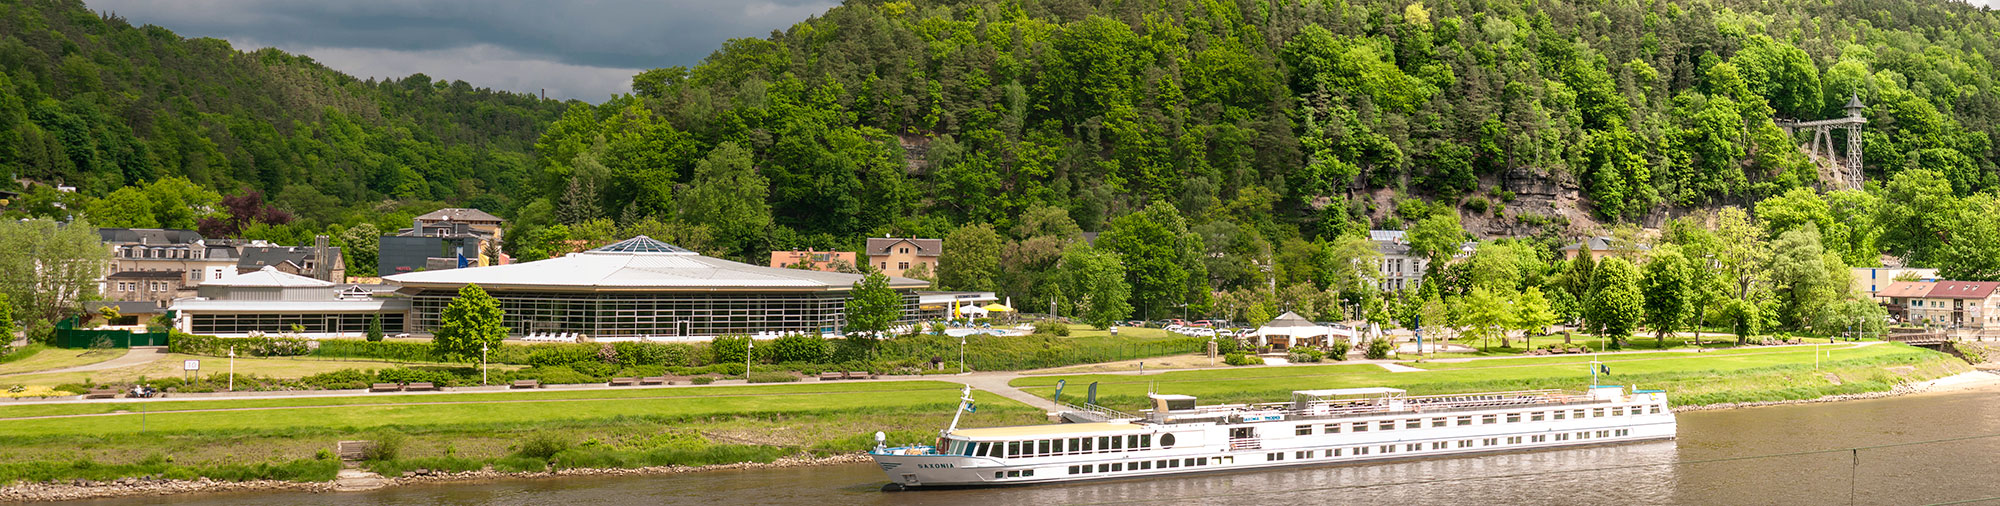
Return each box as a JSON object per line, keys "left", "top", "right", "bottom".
{"left": 0, "top": 381, "right": 1040, "bottom": 486}
{"left": 1011, "top": 343, "right": 1968, "bottom": 409}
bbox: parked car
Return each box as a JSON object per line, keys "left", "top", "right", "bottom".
{"left": 1189, "top": 320, "right": 1213, "bottom": 327}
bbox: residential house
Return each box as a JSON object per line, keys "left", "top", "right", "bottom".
{"left": 1561, "top": 236, "right": 1649, "bottom": 260}
{"left": 1906, "top": 281, "right": 2000, "bottom": 332}
{"left": 412, "top": 208, "right": 506, "bottom": 242}
{"left": 1364, "top": 230, "right": 1475, "bottom": 292}
{"left": 97, "top": 228, "right": 238, "bottom": 300}
{"left": 1853, "top": 267, "right": 1938, "bottom": 299}
{"left": 237, "top": 237, "right": 345, "bottom": 282}
{"left": 865, "top": 237, "right": 942, "bottom": 278}
{"left": 1876, "top": 281, "right": 1936, "bottom": 322}
{"left": 769, "top": 249, "right": 858, "bottom": 272}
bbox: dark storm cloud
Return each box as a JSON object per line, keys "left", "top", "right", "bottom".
{"left": 84, "top": 0, "right": 837, "bottom": 100}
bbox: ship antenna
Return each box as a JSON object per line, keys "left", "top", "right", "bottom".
{"left": 945, "top": 385, "right": 975, "bottom": 434}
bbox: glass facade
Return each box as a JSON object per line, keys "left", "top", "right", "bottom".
{"left": 408, "top": 290, "right": 919, "bottom": 337}
{"left": 190, "top": 313, "right": 405, "bottom": 335}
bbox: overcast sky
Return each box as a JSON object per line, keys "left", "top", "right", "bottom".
{"left": 84, "top": 0, "right": 838, "bottom": 101}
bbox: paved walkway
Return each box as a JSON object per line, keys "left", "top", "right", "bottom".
{"left": 0, "top": 346, "right": 167, "bottom": 377}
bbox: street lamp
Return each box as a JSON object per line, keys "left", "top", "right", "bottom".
{"left": 228, "top": 347, "right": 235, "bottom": 392}
{"left": 481, "top": 342, "right": 489, "bottom": 386}
{"left": 746, "top": 339, "right": 755, "bottom": 377}
{"left": 959, "top": 335, "right": 966, "bottom": 375}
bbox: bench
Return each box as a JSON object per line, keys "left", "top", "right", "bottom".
{"left": 818, "top": 372, "right": 845, "bottom": 381}
{"left": 82, "top": 388, "right": 119, "bottom": 399}
{"left": 405, "top": 382, "right": 438, "bottom": 391}
{"left": 639, "top": 376, "right": 668, "bottom": 385}
{"left": 510, "top": 379, "right": 541, "bottom": 389}
{"left": 608, "top": 377, "right": 637, "bottom": 387}
{"left": 844, "top": 371, "right": 874, "bottom": 380}
{"left": 370, "top": 383, "right": 401, "bottom": 393}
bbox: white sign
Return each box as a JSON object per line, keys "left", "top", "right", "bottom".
{"left": 183, "top": 360, "right": 199, "bottom": 371}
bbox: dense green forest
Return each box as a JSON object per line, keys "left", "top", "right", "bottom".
{"left": 3, "top": 0, "right": 2000, "bottom": 328}
{"left": 0, "top": 0, "right": 570, "bottom": 249}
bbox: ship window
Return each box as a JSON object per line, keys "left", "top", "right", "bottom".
{"left": 1484, "top": 438, "right": 1499, "bottom": 446}
{"left": 1141, "top": 435, "right": 1151, "bottom": 448}
{"left": 1068, "top": 438, "right": 1080, "bottom": 454}
{"left": 1593, "top": 408, "right": 1605, "bottom": 418}
{"left": 1598, "top": 430, "right": 1609, "bottom": 437}
{"left": 1506, "top": 413, "right": 1520, "bottom": 423}
{"left": 1457, "top": 416, "right": 1472, "bottom": 426}
{"left": 1160, "top": 434, "right": 1176, "bottom": 447}
{"left": 1127, "top": 435, "right": 1139, "bottom": 449}
{"left": 1557, "top": 433, "right": 1569, "bottom": 441}
{"left": 976, "top": 443, "right": 990, "bottom": 456}
{"left": 1649, "top": 406, "right": 1661, "bottom": 414}
{"left": 1324, "top": 424, "right": 1340, "bottom": 433}
{"left": 1533, "top": 435, "right": 1547, "bottom": 442}
{"left": 1618, "top": 429, "right": 1629, "bottom": 436}
{"left": 1380, "top": 445, "right": 1395, "bottom": 454}
{"left": 1329, "top": 448, "right": 1343, "bottom": 457}
{"left": 1113, "top": 436, "right": 1125, "bottom": 450}
{"left": 1407, "top": 443, "right": 1421, "bottom": 452}
{"left": 1296, "top": 425, "right": 1312, "bottom": 436}
{"left": 1406, "top": 419, "right": 1421, "bottom": 429}
{"left": 1198, "top": 458, "right": 1208, "bottom": 466}
{"left": 1007, "top": 470, "right": 1020, "bottom": 478}
{"left": 1007, "top": 441, "right": 1019, "bottom": 457}
{"left": 1111, "top": 463, "right": 1123, "bottom": 472}
{"left": 1098, "top": 464, "right": 1110, "bottom": 473}
{"left": 1298, "top": 451, "right": 1311, "bottom": 459}
{"left": 962, "top": 443, "right": 976, "bottom": 456}
{"left": 1574, "top": 409, "right": 1585, "bottom": 418}
{"left": 1431, "top": 418, "right": 1446, "bottom": 427}
{"left": 1458, "top": 440, "right": 1472, "bottom": 448}
{"left": 1353, "top": 422, "right": 1368, "bottom": 432}
{"left": 1039, "top": 440, "right": 1051, "bottom": 455}
{"left": 1531, "top": 412, "right": 1545, "bottom": 421}
{"left": 995, "top": 472, "right": 1004, "bottom": 479}
{"left": 1023, "top": 469, "right": 1033, "bottom": 477}
{"left": 1068, "top": 465, "right": 1079, "bottom": 474}
{"left": 1507, "top": 436, "right": 1522, "bottom": 444}
{"left": 1433, "top": 442, "right": 1447, "bottom": 449}
{"left": 1613, "top": 407, "right": 1624, "bottom": 416}
{"left": 1379, "top": 420, "right": 1395, "bottom": 431}
{"left": 1482, "top": 415, "right": 1497, "bottom": 424}
{"left": 1553, "top": 411, "right": 1566, "bottom": 420}
{"left": 1082, "top": 438, "right": 1094, "bottom": 452}
{"left": 1184, "top": 458, "right": 1196, "bottom": 467}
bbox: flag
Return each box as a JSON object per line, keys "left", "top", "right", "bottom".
{"left": 1600, "top": 364, "right": 1611, "bottom": 375}
{"left": 1054, "top": 379, "right": 1066, "bottom": 404}
{"left": 963, "top": 401, "right": 976, "bottom": 413}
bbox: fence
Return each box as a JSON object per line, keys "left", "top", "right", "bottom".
{"left": 52, "top": 316, "right": 171, "bottom": 349}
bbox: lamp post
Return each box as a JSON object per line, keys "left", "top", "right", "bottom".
{"left": 481, "top": 342, "right": 489, "bottom": 386}
{"left": 959, "top": 335, "right": 966, "bottom": 375}
{"left": 228, "top": 347, "right": 235, "bottom": 392}
{"left": 746, "top": 339, "right": 755, "bottom": 377}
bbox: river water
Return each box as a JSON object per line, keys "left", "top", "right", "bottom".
{"left": 89, "top": 385, "right": 2000, "bottom": 506}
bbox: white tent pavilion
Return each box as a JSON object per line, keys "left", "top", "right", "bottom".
{"left": 1254, "top": 311, "right": 1356, "bottom": 350}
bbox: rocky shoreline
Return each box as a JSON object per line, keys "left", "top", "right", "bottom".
{"left": 0, "top": 453, "right": 872, "bottom": 503}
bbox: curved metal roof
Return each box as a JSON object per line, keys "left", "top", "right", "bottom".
{"left": 387, "top": 236, "right": 929, "bottom": 292}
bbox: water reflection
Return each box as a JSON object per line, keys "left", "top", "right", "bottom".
{"left": 84, "top": 387, "right": 2000, "bottom": 506}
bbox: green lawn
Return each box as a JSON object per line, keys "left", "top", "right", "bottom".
{"left": 1409, "top": 331, "right": 1848, "bottom": 357}
{"left": 1010, "top": 343, "right": 1964, "bottom": 410}
{"left": 0, "top": 347, "right": 124, "bottom": 375}
{"left": 0, "top": 380, "right": 1042, "bottom": 485}
{"left": 0, "top": 352, "right": 518, "bottom": 388}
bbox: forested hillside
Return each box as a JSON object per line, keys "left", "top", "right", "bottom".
{"left": 0, "top": 0, "right": 569, "bottom": 234}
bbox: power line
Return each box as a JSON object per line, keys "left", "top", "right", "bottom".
{"left": 1065, "top": 431, "right": 2000, "bottom": 505}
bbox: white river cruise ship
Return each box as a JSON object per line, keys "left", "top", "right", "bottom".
{"left": 870, "top": 384, "right": 1674, "bottom": 488}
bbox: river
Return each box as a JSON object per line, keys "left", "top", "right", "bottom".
{"left": 85, "top": 385, "right": 2000, "bottom": 506}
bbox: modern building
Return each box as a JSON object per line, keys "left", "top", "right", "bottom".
{"left": 381, "top": 208, "right": 509, "bottom": 274}
{"left": 1853, "top": 267, "right": 1939, "bottom": 299}
{"left": 865, "top": 237, "right": 942, "bottom": 278}
{"left": 386, "top": 236, "right": 927, "bottom": 339}
{"left": 170, "top": 266, "right": 409, "bottom": 337}
{"left": 237, "top": 237, "right": 345, "bottom": 282}
{"left": 769, "top": 249, "right": 859, "bottom": 272}
{"left": 917, "top": 291, "right": 998, "bottom": 320}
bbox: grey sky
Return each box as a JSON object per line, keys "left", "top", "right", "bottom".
{"left": 84, "top": 0, "right": 838, "bottom": 101}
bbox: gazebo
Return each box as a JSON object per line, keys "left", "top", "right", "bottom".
{"left": 1254, "top": 312, "right": 1354, "bottom": 350}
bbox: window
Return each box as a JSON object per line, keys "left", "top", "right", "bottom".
{"left": 1482, "top": 415, "right": 1498, "bottom": 424}
{"left": 1457, "top": 416, "right": 1472, "bottom": 426}
{"left": 1324, "top": 423, "right": 1341, "bottom": 433}
{"left": 1432, "top": 442, "right": 1447, "bottom": 450}
{"left": 1296, "top": 425, "right": 1312, "bottom": 436}
{"left": 1593, "top": 408, "right": 1605, "bottom": 418}
{"left": 1556, "top": 433, "right": 1570, "bottom": 441}
{"left": 1574, "top": 409, "right": 1586, "bottom": 418}
{"left": 1007, "top": 470, "right": 1020, "bottom": 478}
{"left": 1068, "top": 465, "right": 1080, "bottom": 474}
{"left": 1506, "top": 436, "right": 1523, "bottom": 444}
{"left": 1381, "top": 445, "right": 1396, "bottom": 454}
{"left": 1098, "top": 464, "right": 1110, "bottom": 473}
{"left": 1353, "top": 422, "right": 1369, "bottom": 432}
{"left": 1649, "top": 406, "right": 1661, "bottom": 415}
{"left": 1128, "top": 435, "right": 1140, "bottom": 449}
{"left": 1532, "top": 435, "right": 1547, "bottom": 442}
{"left": 1197, "top": 458, "right": 1208, "bottom": 466}
{"left": 1296, "top": 451, "right": 1310, "bottom": 459}
{"left": 996, "top": 472, "right": 1004, "bottom": 479}
{"left": 1457, "top": 440, "right": 1473, "bottom": 448}
{"left": 1617, "top": 429, "right": 1629, "bottom": 436}
{"left": 1483, "top": 438, "right": 1499, "bottom": 446}
{"left": 1355, "top": 446, "right": 1369, "bottom": 455}
{"left": 1612, "top": 407, "right": 1624, "bottom": 416}
{"left": 1007, "top": 442, "right": 1020, "bottom": 457}
{"left": 897, "top": 262, "right": 910, "bottom": 270}
{"left": 1406, "top": 443, "right": 1421, "bottom": 452}
{"left": 1597, "top": 430, "right": 1609, "bottom": 438}
{"left": 899, "top": 247, "right": 910, "bottom": 254}
{"left": 1431, "top": 418, "right": 1447, "bottom": 428}
{"left": 1554, "top": 411, "right": 1567, "bottom": 420}
{"left": 1184, "top": 458, "right": 1196, "bottom": 467}
{"left": 1531, "top": 412, "right": 1545, "bottom": 421}
{"left": 1023, "top": 469, "right": 1034, "bottom": 477}
{"left": 1406, "top": 419, "right": 1421, "bottom": 429}
{"left": 1506, "top": 413, "right": 1521, "bottom": 423}
{"left": 1039, "top": 440, "right": 1051, "bottom": 455}
{"left": 1380, "top": 420, "right": 1395, "bottom": 431}
{"left": 880, "top": 262, "right": 887, "bottom": 270}
{"left": 1326, "top": 448, "right": 1342, "bottom": 457}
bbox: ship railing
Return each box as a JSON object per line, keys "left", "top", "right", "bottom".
{"left": 1058, "top": 401, "right": 1140, "bottom": 421}
{"left": 1238, "top": 389, "right": 1585, "bottom": 418}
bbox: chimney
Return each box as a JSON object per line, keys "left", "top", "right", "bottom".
{"left": 314, "top": 235, "right": 331, "bottom": 281}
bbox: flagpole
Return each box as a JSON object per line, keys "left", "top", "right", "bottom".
{"left": 946, "top": 385, "right": 974, "bottom": 434}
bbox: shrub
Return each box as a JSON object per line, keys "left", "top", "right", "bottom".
{"left": 1214, "top": 338, "right": 1242, "bottom": 355}
{"left": 1288, "top": 348, "right": 1325, "bottom": 363}
{"left": 365, "top": 316, "right": 384, "bottom": 342}
{"left": 516, "top": 432, "right": 571, "bottom": 461}
{"left": 710, "top": 335, "right": 750, "bottom": 364}
{"left": 597, "top": 343, "right": 619, "bottom": 364}
{"left": 746, "top": 371, "right": 797, "bottom": 383}
{"left": 766, "top": 334, "right": 828, "bottom": 363}
{"left": 612, "top": 342, "right": 696, "bottom": 367}
{"left": 170, "top": 332, "right": 315, "bottom": 357}
{"left": 311, "top": 340, "right": 435, "bottom": 362}
{"left": 1223, "top": 353, "right": 1263, "bottom": 366}
{"left": 363, "top": 431, "right": 406, "bottom": 461}
{"left": 1327, "top": 339, "right": 1352, "bottom": 361}
{"left": 299, "top": 369, "right": 375, "bottom": 390}
{"left": 1364, "top": 337, "right": 1393, "bottom": 359}
{"left": 691, "top": 376, "right": 716, "bottom": 385}
{"left": 1032, "top": 321, "right": 1071, "bottom": 336}
{"left": 526, "top": 345, "right": 597, "bottom": 368}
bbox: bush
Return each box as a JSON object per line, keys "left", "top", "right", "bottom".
{"left": 1364, "top": 337, "right": 1393, "bottom": 359}
{"left": 1223, "top": 353, "right": 1263, "bottom": 366}
{"left": 1288, "top": 348, "right": 1325, "bottom": 363}
{"left": 516, "top": 432, "right": 571, "bottom": 461}
{"left": 311, "top": 339, "right": 435, "bottom": 362}
{"left": 746, "top": 371, "right": 797, "bottom": 383}
{"left": 765, "top": 334, "right": 828, "bottom": 363}
{"left": 1464, "top": 197, "right": 1490, "bottom": 214}
{"left": 1327, "top": 339, "right": 1352, "bottom": 361}
{"left": 691, "top": 376, "right": 716, "bottom": 385}
{"left": 363, "top": 431, "right": 406, "bottom": 461}
{"left": 170, "top": 332, "right": 315, "bottom": 357}
{"left": 1214, "top": 338, "right": 1242, "bottom": 355}
{"left": 1032, "top": 321, "right": 1071, "bottom": 336}
{"left": 710, "top": 335, "right": 750, "bottom": 364}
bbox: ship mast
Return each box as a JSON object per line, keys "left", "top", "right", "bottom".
{"left": 945, "top": 385, "right": 975, "bottom": 434}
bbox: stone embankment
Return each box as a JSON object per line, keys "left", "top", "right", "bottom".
{"left": 0, "top": 453, "right": 872, "bottom": 502}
